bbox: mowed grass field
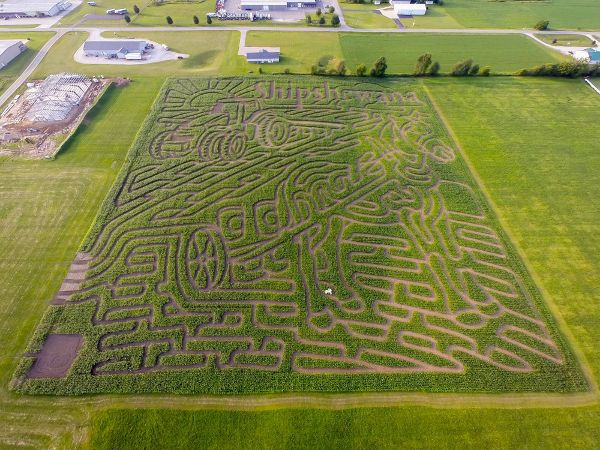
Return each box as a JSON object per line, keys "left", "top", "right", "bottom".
{"left": 29, "top": 31, "right": 239, "bottom": 78}
{"left": 78, "top": 77, "right": 600, "bottom": 447}
{"left": 245, "top": 31, "right": 564, "bottom": 74}
{"left": 409, "top": 0, "right": 600, "bottom": 30}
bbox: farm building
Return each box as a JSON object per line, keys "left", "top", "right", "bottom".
{"left": 246, "top": 49, "right": 280, "bottom": 63}
{"left": 392, "top": 1, "right": 426, "bottom": 16}
{"left": 0, "top": 40, "right": 26, "bottom": 69}
{"left": 0, "top": 0, "right": 71, "bottom": 18}
{"left": 240, "top": 0, "right": 316, "bottom": 11}
{"left": 83, "top": 40, "right": 147, "bottom": 59}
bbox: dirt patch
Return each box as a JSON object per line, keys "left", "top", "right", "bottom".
{"left": 28, "top": 334, "right": 83, "bottom": 378}
{"left": 0, "top": 76, "right": 112, "bottom": 159}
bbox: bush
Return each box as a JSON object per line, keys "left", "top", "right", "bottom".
{"left": 133, "top": 4, "right": 140, "bottom": 13}
{"left": 328, "top": 5, "right": 335, "bottom": 13}
{"left": 516, "top": 61, "right": 596, "bottom": 78}
{"left": 207, "top": 15, "right": 212, "bottom": 24}
{"left": 451, "top": 59, "right": 473, "bottom": 76}
{"left": 414, "top": 53, "right": 432, "bottom": 76}
{"left": 356, "top": 63, "right": 367, "bottom": 77}
{"left": 306, "top": 14, "right": 312, "bottom": 24}
{"left": 469, "top": 64, "right": 480, "bottom": 76}
{"left": 480, "top": 66, "right": 491, "bottom": 76}
{"left": 534, "top": 20, "right": 549, "bottom": 30}
{"left": 258, "top": 66, "right": 263, "bottom": 74}
{"left": 319, "top": 16, "right": 326, "bottom": 25}
{"left": 193, "top": 15, "right": 199, "bottom": 24}
{"left": 124, "top": 14, "right": 131, "bottom": 23}
{"left": 428, "top": 61, "right": 440, "bottom": 76}
{"left": 316, "top": 7, "right": 322, "bottom": 16}
{"left": 327, "top": 57, "right": 346, "bottom": 76}
{"left": 370, "top": 57, "right": 387, "bottom": 77}
{"left": 284, "top": 68, "right": 291, "bottom": 74}
{"left": 166, "top": 15, "right": 173, "bottom": 24}
{"left": 331, "top": 14, "right": 340, "bottom": 26}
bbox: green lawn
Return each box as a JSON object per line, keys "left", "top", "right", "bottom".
{"left": 432, "top": 0, "right": 600, "bottom": 30}
{"left": 30, "top": 31, "right": 239, "bottom": 78}
{"left": 343, "top": 10, "right": 396, "bottom": 29}
{"left": 534, "top": 34, "right": 594, "bottom": 47}
{"left": 244, "top": 32, "right": 563, "bottom": 74}
{"left": 0, "top": 32, "right": 54, "bottom": 95}
{"left": 90, "top": 406, "right": 600, "bottom": 449}
{"left": 341, "top": 33, "right": 564, "bottom": 74}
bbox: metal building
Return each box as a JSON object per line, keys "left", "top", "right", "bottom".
{"left": 246, "top": 49, "right": 280, "bottom": 63}
{"left": 0, "top": 0, "right": 71, "bottom": 18}
{"left": 0, "top": 40, "right": 27, "bottom": 69}
{"left": 240, "top": 0, "right": 316, "bottom": 11}
{"left": 83, "top": 40, "right": 148, "bottom": 59}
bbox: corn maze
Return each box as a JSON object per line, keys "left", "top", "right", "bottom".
{"left": 13, "top": 78, "right": 587, "bottom": 395}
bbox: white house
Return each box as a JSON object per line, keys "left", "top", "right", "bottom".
{"left": 392, "top": 2, "right": 426, "bottom": 16}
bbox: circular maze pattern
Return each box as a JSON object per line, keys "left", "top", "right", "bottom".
{"left": 19, "top": 78, "right": 584, "bottom": 395}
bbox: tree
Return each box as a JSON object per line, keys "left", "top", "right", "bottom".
{"left": 316, "top": 7, "right": 322, "bottom": 16}
{"left": 306, "top": 14, "right": 312, "bottom": 24}
{"left": 328, "top": 5, "right": 335, "bottom": 13}
{"left": 133, "top": 4, "right": 140, "bottom": 14}
{"left": 414, "top": 53, "right": 432, "bottom": 76}
{"left": 166, "top": 15, "right": 173, "bottom": 24}
{"left": 370, "top": 56, "right": 387, "bottom": 77}
{"left": 207, "top": 15, "right": 212, "bottom": 24}
{"left": 469, "top": 64, "right": 480, "bottom": 76}
{"left": 193, "top": 15, "right": 199, "bottom": 24}
{"left": 451, "top": 59, "right": 473, "bottom": 76}
{"left": 258, "top": 66, "right": 263, "bottom": 74}
{"left": 331, "top": 14, "right": 340, "bottom": 26}
{"left": 319, "top": 16, "right": 326, "bottom": 25}
{"left": 124, "top": 14, "right": 131, "bottom": 23}
{"left": 428, "top": 61, "right": 440, "bottom": 76}
{"left": 480, "top": 66, "right": 491, "bottom": 76}
{"left": 356, "top": 63, "right": 367, "bottom": 76}
{"left": 534, "top": 20, "right": 549, "bottom": 30}
{"left": 327, "top": 57, "right": 346, "bottom": 76}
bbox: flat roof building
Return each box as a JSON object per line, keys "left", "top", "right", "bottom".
{"left": 246, "top": 49, "right": 280, "bottom": 63}
{"left": 83, "top": 40, "right": 147, "bottom": 59}
{"left": 0, "top": 0, "right": 71, "bottom": 17}
{"left": 240, "top": 0, "right": 316, "bottom": 10}
{"left": 0, "top": 40, "right": 26, "bottom": 69}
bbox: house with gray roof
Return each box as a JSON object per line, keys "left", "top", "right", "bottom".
{"left": 83, "top": 40, "right": 147, "bottom": 59}
{"left": 246, "top": 49, "right": 280, "bottom": 63}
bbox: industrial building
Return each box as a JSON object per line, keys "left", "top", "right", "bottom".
{"left": 240, "top": 0, "right": 316, "bottom": 11}
{"left": 0, "top": 0, "right": 71, "bottom": 18}
{"left": 0, "top": 40, "right": 27, "bottom": 69}
{"left": 83, "top": 40, "right": 148, "bottom": 60}
{"left": 246, "top": 49, "right": 280, "bottom": 63}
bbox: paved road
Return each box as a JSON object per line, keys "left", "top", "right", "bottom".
{"left": 0, "top": 30, "right": 65, "bottom": 108}
{"left": 0, "top": 25, "right": 597, "bottom": 35}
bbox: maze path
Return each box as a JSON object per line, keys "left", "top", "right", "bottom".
{"left": 14, "top": 78, "right": 580, "bottom": 394}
